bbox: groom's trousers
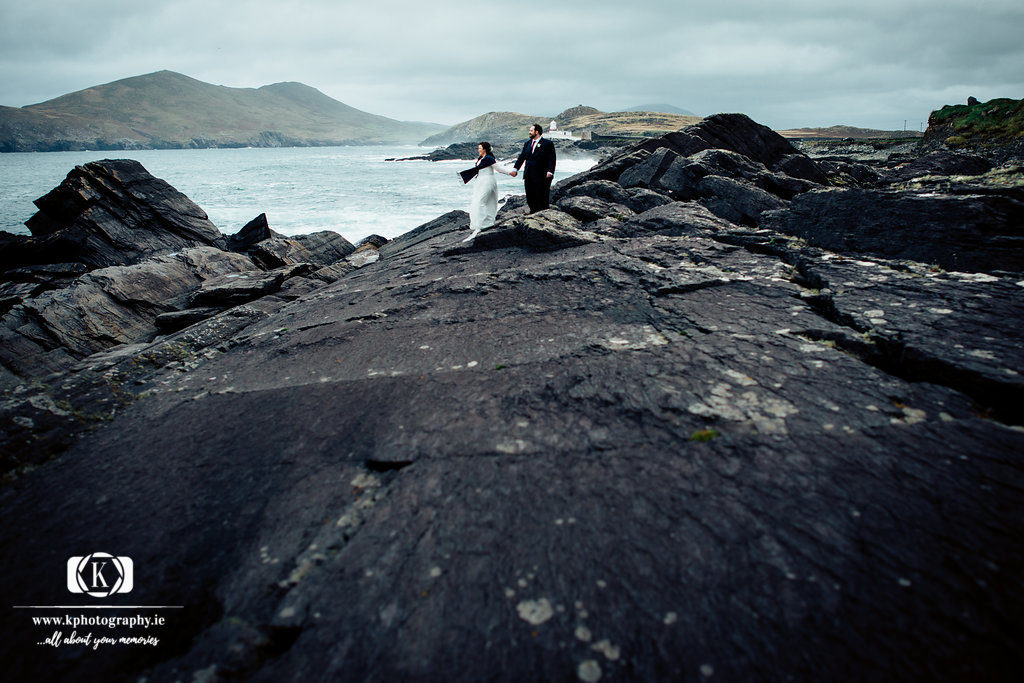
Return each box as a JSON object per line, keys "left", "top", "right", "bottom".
{"left": 524, "top": 173, "right": 552, "bottom": 213}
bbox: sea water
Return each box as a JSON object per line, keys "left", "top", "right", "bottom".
{"left": 0, "top": 146, "right": 596, "bottom": 244}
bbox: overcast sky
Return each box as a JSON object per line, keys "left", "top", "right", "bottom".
{"left": 1, "top": 0, "right": 1021, "bottom": 130}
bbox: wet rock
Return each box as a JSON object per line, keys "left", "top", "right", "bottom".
{"left": 622, "top": 187, "right": 673, "bottom": 213}
{"left": 618, "top": 147, "right": 690, "bottom": 194}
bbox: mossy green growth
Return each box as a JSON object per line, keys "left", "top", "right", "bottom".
{"left": 929, "top": 97, "right": 1024, "bottom": 143}
{"left": 689, "top": 428, "right": 720, "bottom": 442}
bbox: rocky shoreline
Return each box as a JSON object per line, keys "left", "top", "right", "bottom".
{"left": 387, "top": 137, "right": 634, "bottom": 164}
{"left": 1, "top": 113, "right": 1022, "bottom": 681}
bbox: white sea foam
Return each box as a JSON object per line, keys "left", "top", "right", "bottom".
{"left": 0, "top": 146, "right": 597, "bottom": 244}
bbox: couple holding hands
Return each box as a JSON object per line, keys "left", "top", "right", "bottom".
{"left": 459, "top": 123, "right": 556, "bottom": 242}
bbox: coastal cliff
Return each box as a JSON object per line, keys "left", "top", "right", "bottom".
{"left": 1, "top": 113, "right": 1023, "bottom": 681}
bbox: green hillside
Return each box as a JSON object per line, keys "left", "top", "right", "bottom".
{"left": 925, "top": 97, "right": 1024, "bottom": 147}
{"left": 0, "top": 71, "right": 445, "bottom": 152}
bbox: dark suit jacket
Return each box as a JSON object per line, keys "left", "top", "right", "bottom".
{"left": 514, "top": 137, "right": 556, "bottom": 181}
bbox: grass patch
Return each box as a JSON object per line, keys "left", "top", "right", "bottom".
{"left": 929, "top": 97, "right": 1024, "bottom": 144}
{"left": 689, "top": 428, "right": 720, "bottom": 442}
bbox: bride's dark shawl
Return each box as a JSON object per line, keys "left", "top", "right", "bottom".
{"left": 459, "top": 154, "right": 496, "bottom": 184}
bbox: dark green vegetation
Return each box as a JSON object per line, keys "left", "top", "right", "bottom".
{"left": 926, "top": 97, "right": 1024, "bottom": 147}
{"left": 0, "top": 70, "right": 445, "bottom": 152}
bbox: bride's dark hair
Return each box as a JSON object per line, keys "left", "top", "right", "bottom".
{"left": 478, "top": 141, "right": 493, "bottom": 156}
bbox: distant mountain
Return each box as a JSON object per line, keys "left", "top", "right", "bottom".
{"left": 0, "top": 71, "right": 446, "bottom": 152}
{"left": 422, "top": 105, "right": 702, "bottom": 146}
{"left": 620, "top": 103, "right": 698, "bottom": 116}
{"left": 775, "top": 125, "right": 923, "bottom": 140}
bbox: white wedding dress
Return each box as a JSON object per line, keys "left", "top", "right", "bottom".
{"left": 468, "top": 159, "right": 512, "bottom": 234}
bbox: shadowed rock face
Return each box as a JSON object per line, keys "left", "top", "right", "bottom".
{"left": 1, "top": 118, "right": 1023, "bottom": 682}
{"left": 12, "top": 159, "right": 226, "bottom": 269}
{"left": 762, "top": 187, "right": 1024, "bottom": 273}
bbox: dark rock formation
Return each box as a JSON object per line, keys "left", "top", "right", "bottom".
{"left": 559, "top": 179, "right": 673, "bottom": 214}
{"left": 696, "top": 175, "right": 787, "bottom": 225}
{"left": 2, "top": 116, "right": 1023, "bottom": 683}
{"left": 762, "top": 187, "right": 1024, "bottom": 273}
{"left": 248, "top": 237, "right": 318, "bottom": 269}
{"left": 6, "top": 159, "right": 225, "bottom": 272}
{"left": 813, "top": 157, "right": 883, "bottom": 187}
{"left": 0, "top": 260, "right": 89, "bottom": 313}
{"left": 882, "top": 150, "right": 993, "bottom": 183}
{"left": 0, "top": 162, "right": 366, "bottom": 387}
{"left": 226, "top": 213, "right": 277, "bottom": 252}
{"left": 625, "top": 113, "right": 830, "bottom": 184}
{"left": 190, "top": 265, "right": 313, "bottom": 308}
{"left": 292, "top": 230, "right": 356, "bottom": 264}
{"left": 0, "top": 247, "right": 255, "bottom": 379}
{"left": 355, "top": 234, "right": 390, "bottom": 250}
{"left": 229, "top": 214, "right": 355, "bottom": 269}
{"left": 446, "top": 209, "right": 595, "bottom": 254}
{"left": 154, "top": 306, "right": 227, "bottom": 333}
{"left": 617, "top": 146, "right": 816, "bottom": 202}
{"left": 556, "top": 195, "right": 634, "bottom": 223}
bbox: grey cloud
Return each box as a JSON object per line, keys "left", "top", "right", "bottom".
{"left": 0, "top": 0, "right": 1021, "bottom": 130}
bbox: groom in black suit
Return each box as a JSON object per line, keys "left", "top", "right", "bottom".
{"left": 511, "top": 123, "right": 556, "bottom": 212}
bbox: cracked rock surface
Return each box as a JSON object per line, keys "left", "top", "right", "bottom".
{"left": 1, "top": 114, "right": 1023, "bottom": 681}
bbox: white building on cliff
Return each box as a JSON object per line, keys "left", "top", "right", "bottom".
{"left": 543, "top": 119, "right": 579, "bottom": 141}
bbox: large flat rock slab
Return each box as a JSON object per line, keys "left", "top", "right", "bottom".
{"left": 2, "top": 212, "right": 1023, "bottom": 681}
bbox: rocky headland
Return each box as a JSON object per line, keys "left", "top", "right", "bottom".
{"left": 421, "top": 105, "right": 703, "bottom": 146}
{"left": 1, "top": 111, "right": 1022, "bottom": 681}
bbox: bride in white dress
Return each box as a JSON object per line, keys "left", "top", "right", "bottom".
{"left": 463, "top": 142, "right": 512, "bottom": 242}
